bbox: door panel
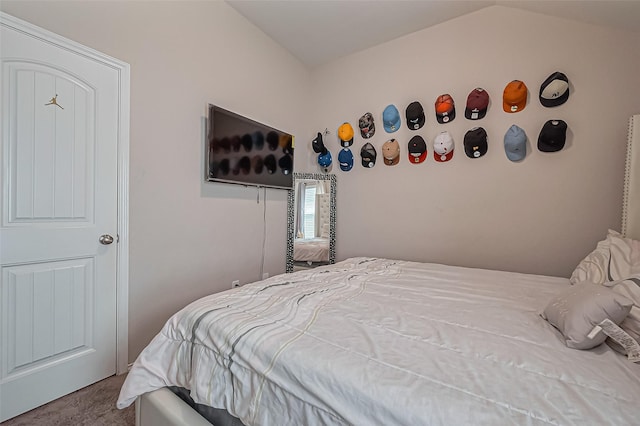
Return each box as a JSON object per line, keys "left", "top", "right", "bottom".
{"left": 1, "top": 18, "right": 119, "bottom": 422}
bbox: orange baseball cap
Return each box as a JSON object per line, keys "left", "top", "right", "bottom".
{"left": 338, "top": 122, "right": 354, "bottom": 147}
{"left": 503, "top": 80, "right": 528, "bottom": 113}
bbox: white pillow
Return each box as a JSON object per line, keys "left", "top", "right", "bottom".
{"left": 570, "top": 230, "right": 640, "bottom": 285}
{"left": 604, "top": 276, "right": 640, "bottom": 354}
{"left": 541, "top": 281, "right": 633, "bottom": 349}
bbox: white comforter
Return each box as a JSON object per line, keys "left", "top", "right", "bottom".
{"left": 117, "top": 258, "right": 640, "bottom": 425}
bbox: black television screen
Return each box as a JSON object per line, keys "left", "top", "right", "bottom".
{"left": 206, "top": 104, "right": 294, "bottom": 189}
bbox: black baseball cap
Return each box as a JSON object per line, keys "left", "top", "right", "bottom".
{"left": 241, "top": 134, "right": 253, "bottom": 152}
{"left": 278, "top": 154, "right": 293, "bottom": 175}
{"left": 312, "top": 132, "right": 326, "bottom": 154}
{"left": 405, "top": 101, "right": 425, "bottom": 130}
{"left": 238, "top": 156, "right": 251, "bottom": 174}
{"left": 539, "top": 72, "right": 569, "bottom": 107}
{"left": 266, "top": 131, "right": 279, "bottom": 150}
{"left": 463, "top": 127, "right": 488, "bottom": 159}
{"left": 360, "top": 142, "right": 377, "bottom": 168}
{"left": 264, "top": 154, "right": 277, "bottom": 173}
{"left": 538, "top": 120, "right": 567, "bottom": 152}
{"left": 407, "top": 135, "right": 427, "bottom": 163}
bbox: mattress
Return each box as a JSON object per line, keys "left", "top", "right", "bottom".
{"left": 293, "top": 237, "right": 329, "bottom": 262}
{"left": 117, "top": 257, "right": 640, "bottom": 425}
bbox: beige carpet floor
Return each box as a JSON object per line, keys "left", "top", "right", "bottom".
{"left": 2, "top": 374, "right": 135, "bottom": 425}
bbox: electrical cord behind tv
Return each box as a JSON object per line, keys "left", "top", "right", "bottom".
{"left": 259, "top": 186, "right": 267, "bottom": 281}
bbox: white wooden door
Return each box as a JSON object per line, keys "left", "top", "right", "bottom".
{"left": 1, "top": 16, "right": 123, "bottom": 421}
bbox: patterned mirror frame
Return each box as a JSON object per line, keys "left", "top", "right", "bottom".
{"left": 286, "top": 172, "right": 336, "bottom": 273}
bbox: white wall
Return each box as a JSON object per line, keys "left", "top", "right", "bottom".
{"left": 0, "top": 0, "right": 311, "bottom": 361}
{"left": 305, "top": 6, "right": 640, "bottom": 277}
{"left": 4, "top": 2, "right": 640, "bottom": 362}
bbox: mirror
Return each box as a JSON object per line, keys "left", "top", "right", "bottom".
{"left": 286, "top": 172, "right": 336, "bottom": 272}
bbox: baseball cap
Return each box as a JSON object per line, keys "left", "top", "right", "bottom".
{"left": 338, "top": 122, "right": 354, "bottom": 147}
{"left": 382, "top": 139, "right": 400, "bottom": 165}
{"left": 360, "top": 142, "right": 377, "bottom": 168}
{"left": 264, "top": 154, "right": 277, "bottom": 173}
{"left": 405, "top": 101, "right": 425, "bottom": 130}
{"left": 539, "top": 71, "right": 569, "bottom": 107}
{"left": 312, "top": 132, "right": 326, "bottom": 154}
{"left": 280, "top": 134, "right": 293, "bottom": 154}
{"left": 317, "top": 150, "right": 332, "bottom": 171}
{"left": 231, "top": 135, "right": 242, "bottom": 152}
{"left": 465, "top": 88, "right": 489, "bottom": 120}
{"left": 266, "top": 131, "right": 279, "bottom": 150}
{"left": 252, "top": 131, "right": 264, "bottom": 150}
{"left": 538, "top": 120, "right": 568, "bottom": 152}
{"left": 238, "top": 156, "right": 251, "bottom": 174}
{"left": 218, "top": 137, "right": 231, "bottom": 153}
{"left": 463, "top": 127, "right": 488, "bottom": 159}
{"left": 359, "top": 112, "right": 376, "bottom": 139}
{"left": 504, "top": 125, "right": 527, "bottom": 162}
{"left": 338, "top": 148, "right": 354, "bottom": 171}
{"left": 218, "top": 158, "right": 230, "bottom": 176}
{"left": 407, "top": 135, "right": 427, "bottom": 164}
{"left": 382, "top": 105, "right": 401, "bottom": 133}
{"left": 278, "top": 154, "right": 293, "bottom": 175}
{"left": 252, "top": 155, "right": 264, "bottom": 173}
{"left": 241, "top": 134, "right": 253, "bottom": 152}
{"left": 433, "top": 131, "right": 454, "bottom": 162}
{"left": 435, "top": 94, "right": 456, "bottom": 124}
{"left": 503, "top": 80, "right": 528, "bottom": 113}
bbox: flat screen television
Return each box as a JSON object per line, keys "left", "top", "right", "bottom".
{"left": 206, "top": 104, "right": 294, "bottom": 189}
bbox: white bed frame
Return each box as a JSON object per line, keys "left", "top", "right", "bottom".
{"left": 136, "top": 388, "right": 211, "bottom": 426}
{"left": 134, "top": 114, "right": 640, "bottom": 426}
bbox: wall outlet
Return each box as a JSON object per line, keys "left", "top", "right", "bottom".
{"left": 231, "top": 280, "right": 240, "bottom": 289}
{"left": 262, "top": 272, "right": 269, "bottom": 280}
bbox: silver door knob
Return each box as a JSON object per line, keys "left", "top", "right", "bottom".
{"left": 99, "top": 234, "right": 114, "bottom": 245}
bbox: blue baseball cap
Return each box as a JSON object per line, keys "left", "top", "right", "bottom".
{"left": 382, "top": 104, "right": 401, "bottom": 133}
{"left": 318, "top": 150, "right": 332, "bottom": 171}
{"left": 338, "top": 148, "right": 354, "bottom": 171}
{"left": 504, "top": 125, "right": 527, "bottom": 162}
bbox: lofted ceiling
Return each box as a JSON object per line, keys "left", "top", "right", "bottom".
{"left": 226, "top": 0, "right": 640, "bottom": 68}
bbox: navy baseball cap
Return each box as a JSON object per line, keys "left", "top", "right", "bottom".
{"left": 317, "top": 150, "right": 332, "bottom": 172}
{"left": 338, "top": 148, "right": 354, "bottom": 171}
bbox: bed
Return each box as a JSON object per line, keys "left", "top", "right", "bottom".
{"left": 117, "top": 115, "right": 640, "bottom": 425}
{"left": 293, "top": 237, "right": 329, "bottom": 263}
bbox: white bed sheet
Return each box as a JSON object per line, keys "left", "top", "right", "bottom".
{"left": 293, "top": 237, "right": 329, "bottom": 262}
{"left": 117, "top": 258, "right": 640, "bottom": 425}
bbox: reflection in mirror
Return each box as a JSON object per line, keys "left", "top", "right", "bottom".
{"left": 286, "top": 173, "right": 336, "bottom": 272}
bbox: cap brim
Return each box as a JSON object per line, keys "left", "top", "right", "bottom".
{"left": 539, "top": 91, "right": 569, "bottom": 107}
{"left": 383, "top": 121, "right": 401, "bottom": 133}
{"left": 340, "top": 138, "right": 354, "bottom": 147}
{"left": 505, "top": 150, "right": 526, "bottom": 161}
{"left": 361, "top": 158, "right": 375, "bottom": 168}
{"left": 537, "top": 140, "right": 565, "bottom": 152}
{"left": 503, "top": 100, "right": 526, "bottom": 113}
{"left": 464, "top": 107, "right": 487, "bottom": 120}
{"left": 436, "top": 108, "right": 456, "bottom": 124}
{"left": 407, "top": 116, "right": 425, "bottom": 130}
{"left": 383, "top": 156, "right": 400, "bottom": 165}
{"left": 434, "top": 151, "right": 454, "bottom": 162}
{"left": 408, "top": 151, "right": 427, "bottom": 164}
